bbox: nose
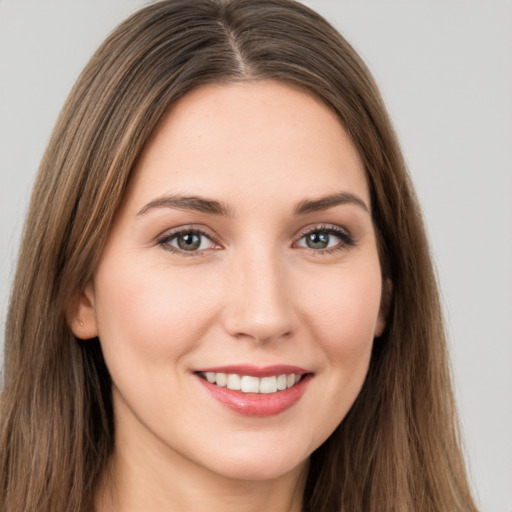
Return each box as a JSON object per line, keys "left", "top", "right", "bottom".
{"left": 222, "top": 248, "right": 295, "bottom": 343}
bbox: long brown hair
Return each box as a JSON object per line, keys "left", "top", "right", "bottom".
{"left": 1, "top": 1, "right": 478, "bottom": 511}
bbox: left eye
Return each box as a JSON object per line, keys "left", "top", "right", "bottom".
{"left": 295, "top": 229, "right": 346, "bottom": 250}
{"left": 161, "top": 230, "right": 216, "bottom": 252}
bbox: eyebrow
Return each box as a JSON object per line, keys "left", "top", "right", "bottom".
{"left": 293, "top": 192, "right": 369, "bottom": 215}
{"left": 137, "top": 195, "right": 234, "bottom": 217}
{"left": 136, "top": 191, "right": 369, "bottom": 217}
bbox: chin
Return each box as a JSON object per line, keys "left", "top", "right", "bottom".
{"left": 212, "top": 458, "right": 307, "bottom": 483}
{"left": 197, "top": 440, "right": 310, "bottom": 483}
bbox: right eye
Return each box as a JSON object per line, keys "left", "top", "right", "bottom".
{"left": 158, "top": 229, "right": 220, "bottom": 254}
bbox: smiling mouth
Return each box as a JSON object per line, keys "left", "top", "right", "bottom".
{"left": 195, "top": 366, "right": 312, "bottom": 417}
{"left": 198, "top": 372, "right": 303, "bottom": 394}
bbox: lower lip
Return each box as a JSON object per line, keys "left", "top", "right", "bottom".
{"left": 197, "top": 374, "right": 312, "bottom": 417}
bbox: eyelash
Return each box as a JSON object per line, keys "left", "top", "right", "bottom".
{"left": 156, "top": 226, "right": 222, "bottom": 257}
{"left": 294, "top": 225, "right": 356, "bottom": 254}
{"left": 156, "top": 224, "right": 355, "bottom": 256}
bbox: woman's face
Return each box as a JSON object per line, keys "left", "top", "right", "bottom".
{"left": 76, "top": 81, "right": 386, "bottom": 483}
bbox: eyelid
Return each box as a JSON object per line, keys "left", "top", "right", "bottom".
{"left": 293, "top": 224, "right": 355, "bottom": 252}
{"left": 156, "top": 224, "right": 223, "bottom": 255}
{"left": 154, "top": 223, "right": 355, "bottom": 256}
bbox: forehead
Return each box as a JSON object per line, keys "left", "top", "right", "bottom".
{"left": 126, "top": 80, "right": 369, "bottom": 210}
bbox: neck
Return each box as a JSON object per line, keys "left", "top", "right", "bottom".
{"left": 94, "top": 428, "right": 308, "bottom": 512}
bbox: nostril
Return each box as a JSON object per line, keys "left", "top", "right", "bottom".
{"left": 232, "top": 328, "right": 293, "bottom": 344}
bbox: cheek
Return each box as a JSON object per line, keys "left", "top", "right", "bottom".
{"left": 298, "top": 260, "right": 382, "bottom": 399}
{"left": 301, "top": 263, "right": 382, "bottom": 353}
{"left": 93, "top": 255, "right": 223, "bottom": 368}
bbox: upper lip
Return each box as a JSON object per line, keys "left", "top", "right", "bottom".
{"left": 194, "top": 364, "right": 311, "bottom": 378}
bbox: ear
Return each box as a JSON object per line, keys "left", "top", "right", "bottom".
{"left": 67, "top": 282, "right": 99, "bottom": 340}
{"left": 375, "top": 278, "right": 392, "bottom": 337}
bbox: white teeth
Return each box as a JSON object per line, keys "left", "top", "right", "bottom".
{"left": 260, "top": 376, "right": 278, "bottom": 394}
{"left": 241, "top": 375, "right": 260, "bottom": 393}
{"left": 215, "top": 373, "right": 227, "bottom": 387}
{"left": 202, "top": 372, "right": 302, "bottom": 394}
{"left": 276, "top": 374, "right": 287, "bottom": 391}
{"left": 226, "top": 374, "right": 241, "bottom": 391}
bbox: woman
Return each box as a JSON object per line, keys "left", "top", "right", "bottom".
{"left": 0, "top": 1, "right": 479, "bottom": 511}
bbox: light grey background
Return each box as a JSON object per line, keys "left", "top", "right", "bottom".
{"left": 1, "top": 1, "right": 511, "bottom": 511}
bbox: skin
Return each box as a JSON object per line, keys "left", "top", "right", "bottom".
{"left": 72, "top": 81, "right": 386, "bottom": 512}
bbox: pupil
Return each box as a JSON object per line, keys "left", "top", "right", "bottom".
{"left": 178, "top": 233, "right": 201, "bottom": 250}
{"left": 307, "top": 232, "right": 329, "bottom": 249}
